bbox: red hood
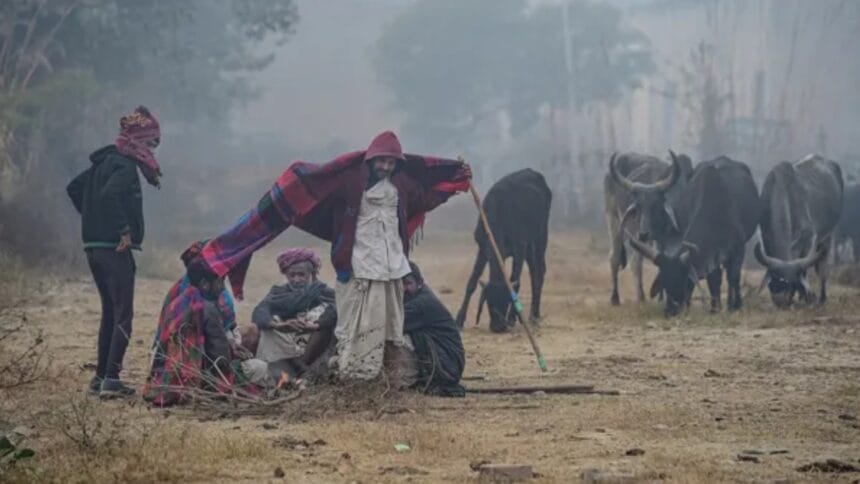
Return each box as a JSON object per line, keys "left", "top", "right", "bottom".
{"left": 364, "top": 130, "right": 405, "bottom": 161}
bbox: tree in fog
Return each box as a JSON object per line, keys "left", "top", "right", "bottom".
{"left": 0, "top": 0, "right": 297, "bottom": 256}
{"left": 677, "top": 41, "right": 733, "bottom": 160}
{"left": 375, "top": 0, "right": 654, "bottom": 149}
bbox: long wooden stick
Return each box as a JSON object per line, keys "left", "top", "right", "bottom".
{"left": 469, "top": 183, "right": 547, "bottom": 372}
{"left": 466, "top": 384, "right": 619, "bottom": 395}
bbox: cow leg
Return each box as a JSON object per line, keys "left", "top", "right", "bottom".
{"left": 725, "top": 254, "right": 744, "bottom": 311}
{"left": 455, "top": 247, "right": 488, "bottom": 327}
{"left": 509, "top": 253, "right": 526, "bottom": 328}
{"left": 835, "top": 237, "right": 847, "bottom": 265}
{"left": 610, "top": 263, "right": 621, "bottom": 305}
{"left": 817, "top": 239, "right": 833, "bottom": 305}
{"left": 510, "top": 253, "right": 525, "bottom": 288}
{"left": 609, "top": 235, "right": 625, "bottom": 306}
{"left": 527, "top": 244, "right": 547, "bottom": 325}
{"left": 851, "top": 235, "right": 860, "bottom": 265}
{"left": 817, "top": 259, "right": 829, "bottom": 305}
{"left": 632, "top": 250, "right": 646, "bottom": 302}
{"left": 706, "top": 268, "right": 723, "bottom": 313}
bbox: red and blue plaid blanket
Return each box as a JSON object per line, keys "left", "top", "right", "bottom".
{"left": 143, "top": 285, "right": 256, "bottom": 406}
{"left": 198, "top": 151, "right": 469, "bottom": 299}
{"left": 153, "top": 275, "right": 236, "bottom": 344}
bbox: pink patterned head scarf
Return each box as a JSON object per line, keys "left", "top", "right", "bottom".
{"left": 180, "top": 238, "right": 211, "bottom": 267}
{"left": 277, "top": 248, "right": 321, "bottom": 274}
{"left": 115, "top": 105, "right": 162, "bottom": 188}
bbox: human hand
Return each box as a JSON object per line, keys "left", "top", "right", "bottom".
{"left": 282, "top": 319, "right": 319, "bottom": 332}
{"left": 456, "top": 156, "right": 472, "bottom": 180}
{"left": 231, "top": 342, "right": 254, "bottom": 360}
{"left": 295, "top": 320, "right": 319, "bottom": 332}
{"left": 116, "top": 233, "right": 132, "bottom": 252}
{"left": 272, "top": 318, "right": 303, "bottom": 332}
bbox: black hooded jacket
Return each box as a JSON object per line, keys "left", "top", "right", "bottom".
{"left": 67, "top": 145, "right": 144, "bottom": 250}
{"left": 404, "top": 285, "right": 465, "bottom": 392}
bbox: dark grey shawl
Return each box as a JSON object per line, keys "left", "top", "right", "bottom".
{"left": 251, "top": 281, "right": 336, "bottom": 330}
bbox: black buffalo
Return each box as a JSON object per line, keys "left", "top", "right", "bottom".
{"left": 455, "top": 169, "right": 551, "bottom": 333}
{"left": 605, "top": 151, "right": 693, "bottom": 305}
{"left": 754, "top": 155, "right": 843, "bottom": 307}
{"left": 626, "top": 156, "right": 760, "bottom": 317}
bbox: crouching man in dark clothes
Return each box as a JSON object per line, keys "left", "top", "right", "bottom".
{"left": 403, "top": 263, "right": 466, "bottom": 397}
{"left": 246, "top": 248, "right": 336, "bottom": 382}
{"left": 66, "top": 106, "right": 163, "bottom": 398}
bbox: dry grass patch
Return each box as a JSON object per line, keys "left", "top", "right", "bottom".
{"left": 6, "top": 397, "right": 279, "bottom": 483}
{"left": 832, "top": 264, "right": 860, "bottom": 286}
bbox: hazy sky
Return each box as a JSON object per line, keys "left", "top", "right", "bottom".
{"left": 233, "top": 0, "right": 860, "bottom": 164}
{"left": 233, "top": 0, "right": 412, "bottom": 152}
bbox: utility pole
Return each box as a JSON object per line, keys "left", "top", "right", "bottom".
{"left": 561, "top": 0, "right": 583, "bottom": 219}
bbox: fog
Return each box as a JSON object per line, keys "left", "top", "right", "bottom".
{"left": 1, "top": 0, "right": 859, "bottom": 266}
{"left": 232, "top": 0, "right": 406, "bottom": 152}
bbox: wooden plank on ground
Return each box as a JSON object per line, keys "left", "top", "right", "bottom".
{"left": 465, "top": 384, "right": 619, "bottom": 395}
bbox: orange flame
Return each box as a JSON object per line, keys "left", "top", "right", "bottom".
{"left": 276, "top": 371, "right": 290, "bottom": 390}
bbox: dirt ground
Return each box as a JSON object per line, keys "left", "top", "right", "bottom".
{"left": 1, "top": 232, "right": 859, "bottom": 483}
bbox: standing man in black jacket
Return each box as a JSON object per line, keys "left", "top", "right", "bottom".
{"left": 67, "top": 106, "right": 163, "bottom": 398}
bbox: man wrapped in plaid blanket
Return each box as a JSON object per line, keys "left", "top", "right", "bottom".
{"left": 144, "top": 240, "right": 266, "bottom": 406}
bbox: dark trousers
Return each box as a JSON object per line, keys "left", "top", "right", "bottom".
{"left": 86, "top": 249, "right": 136, "bottom": 380}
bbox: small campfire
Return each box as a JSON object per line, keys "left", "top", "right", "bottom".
{"left": 277, "top": 371, "right": 304, "bottom": 391}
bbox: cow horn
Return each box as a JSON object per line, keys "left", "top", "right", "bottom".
{"left": 609, "top": 152, "right": 681, "bottom": 194}
{"left": 625, "top": 229, "right": 659, "bottom": 262}
{"left": 619, "top": 202, "right": 639, "bottom": 230}
{"left": 795, "top": 237, "right": 827, "bottom": 270}
{"left": 668, "top": 150, "right": 679, "bottom": 163}
{"left": 609, "top": 152, "right": 636, "bottom": 193}
{"left": 754, "top": 242, "right": 788, "bottom": 271}
{"left": 655, "top": 150, "right": 683, "bottom": 191}
{"left": 754, "top": 240, "right": 824, "bottom": 272}
{"left": 665, "top": 204, "right": 680, "bottom": 232}
{"left": 678, "top": 241, "right": 698, "bottom": 264}
{"left": 681, "top": 241, "right": 699, "bottom": 253}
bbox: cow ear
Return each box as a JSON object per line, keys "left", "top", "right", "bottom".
{"left": 649, "top": 277, "right": 662, "bottom": 299}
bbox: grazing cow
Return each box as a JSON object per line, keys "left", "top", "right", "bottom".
{"left": 835, "top": 182, "right": 860, "bottom": 264}
{"left": 455, "top": 169, "right": 551, "bottom": 333}
{"left": 754, "top": 155, "right": 843, "bottom": 307}
{"left": 626, "top": 157, "right": 760, "bottom": 317}
{"left": 605, "top": 151, "right": 693, "bottom": 305}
